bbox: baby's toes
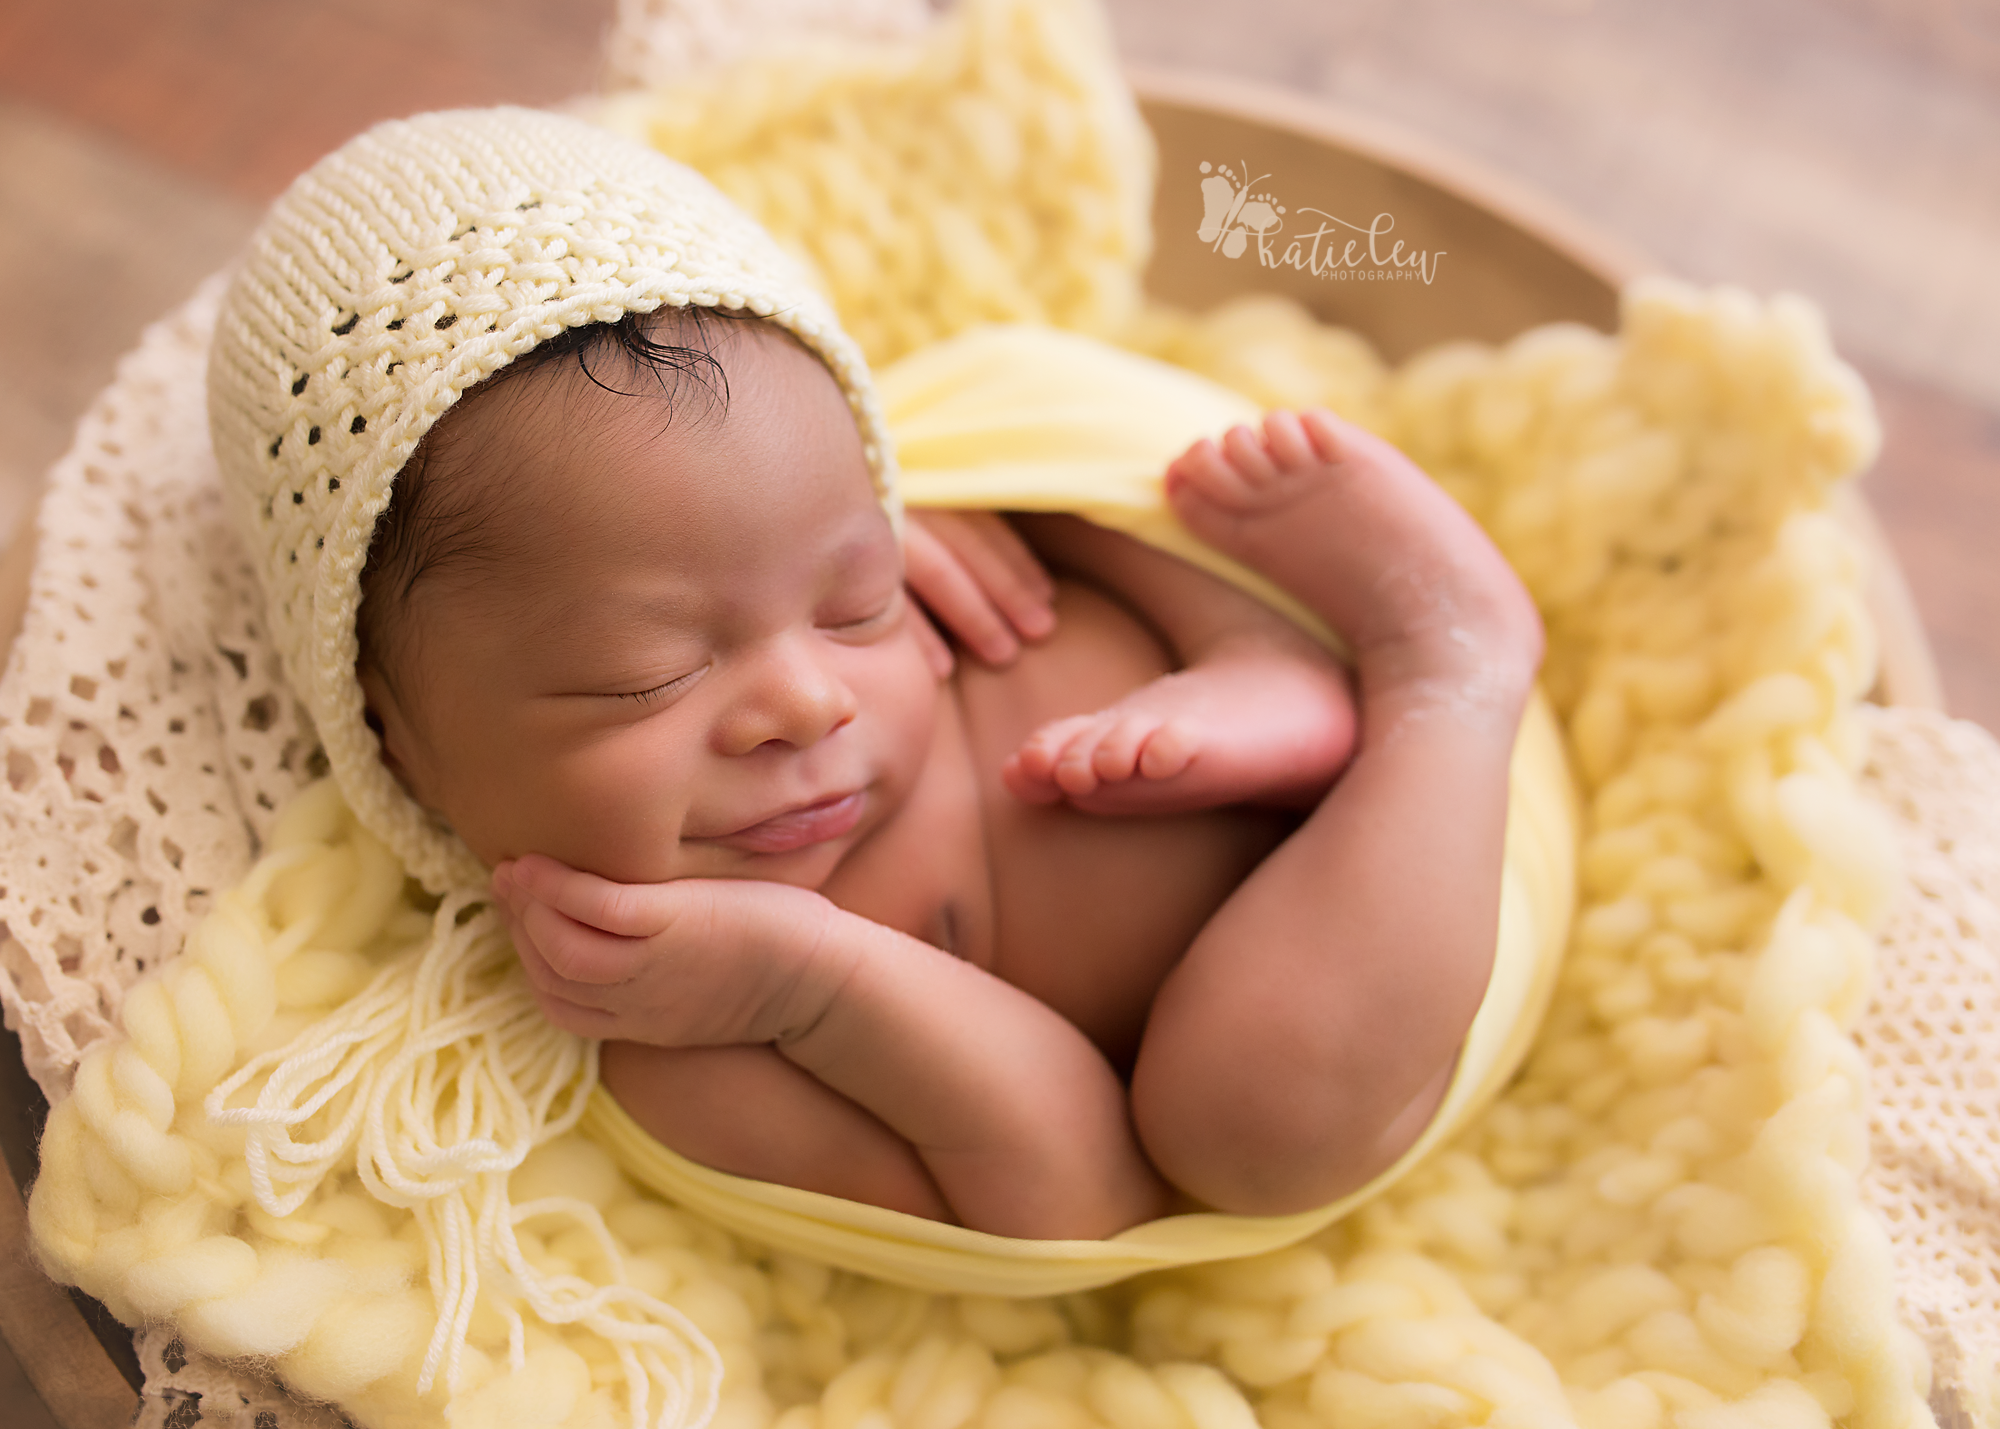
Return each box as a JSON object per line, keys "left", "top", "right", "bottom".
{"left": 999, "top": 750, "right": 1062, "bottom": 804}
{"left": 1261, "top": 409, "right": 1318, "bottom": 473}
{"left": 1220, "top": 422, "right": 1282, "bottom": 489}
{"left": 1086, "top": 713, "right": 1159, "bottom": 785}
{"left": 1016, "top": 715, "right": 1094, "bottom": 779}
{"left": 1135, "top": 717, "right": 1202, "bottom": 780}
{"left": 1003, "top": 718, "right": 1099, "bottom": 804}
{"left": 1299, "top": 407, "right": 1355, "bottom": 466}
{"left": 1166, "top": 433, "right": 1258, "bottom": 512}
{"left": 1054, "top": 717, "right": 1125, "bottom": 796}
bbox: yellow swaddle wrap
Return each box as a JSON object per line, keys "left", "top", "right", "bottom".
{"left": 585, "top": 319, "right": 1580, "bottom": 1297}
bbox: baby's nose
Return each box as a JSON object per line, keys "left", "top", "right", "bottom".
{"left": 716, "top": 635, "right": 859, "bottom": 756}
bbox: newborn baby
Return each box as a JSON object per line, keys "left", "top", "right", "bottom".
{"left": 355, "top": 303, "right": 1544, "bottom": 1240}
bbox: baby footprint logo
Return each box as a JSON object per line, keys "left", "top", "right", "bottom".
{"left": 1197, "top": 161, "right": 1285, "bottom": 259}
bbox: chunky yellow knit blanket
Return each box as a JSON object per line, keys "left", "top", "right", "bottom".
{"left": 24, "top": 1, "right": 1932, "bottom": 1427}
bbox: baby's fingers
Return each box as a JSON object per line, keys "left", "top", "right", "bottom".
{"left": 497, "top": 853, "right": 675, "bottom": 939}
{"left": 509, "top": 894, "right": 649, "bottom": 991}
{"left": 906, "top": 511, "right": 1056, "bottom": 662}
{"left": 939, "top": 511, "right": 1056, "bottom": 638}
{"left": 529, "top": 986, "right": 622, "bottom": 1039}
{"left": 904, "top": 520, "right": 1021, "bottom": 664}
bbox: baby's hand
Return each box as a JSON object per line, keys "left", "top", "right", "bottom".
{"left": 904, "top": 510, "right": 1056, "bottom": 667}
{"left": 491, "top": 855, "right": 847, "bottom": 1047}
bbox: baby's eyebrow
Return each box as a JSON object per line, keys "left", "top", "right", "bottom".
{"left": 491, "top": 499, "right": 895, "bottom": 645}
{"left": 469, "top": 575, "right": 696, "bottom": 661}
{"left": 552, "top": 589, "right": 704, "bottom": 639}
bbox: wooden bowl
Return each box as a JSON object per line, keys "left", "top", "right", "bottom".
{"left": 0, "top": 66, "right": 1947, "bottom": 1429}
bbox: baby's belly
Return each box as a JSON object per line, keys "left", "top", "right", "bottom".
{"left": 955, "top": 578, "right": 1296, "bottom": 1073}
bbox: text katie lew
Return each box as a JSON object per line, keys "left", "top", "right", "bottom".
{"left": 1261, "top": 211, "right": 1445, "bottom": 285}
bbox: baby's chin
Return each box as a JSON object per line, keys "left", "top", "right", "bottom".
{"left": 684, "top": 836, "right": 860, "bottom": 893}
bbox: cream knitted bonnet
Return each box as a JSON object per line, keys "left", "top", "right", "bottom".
{"left": 207, "top": 106, "right": 900, "bottom": 895}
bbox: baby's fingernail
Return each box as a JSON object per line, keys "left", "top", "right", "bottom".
{"left": 1021, "top": 605, "right": 1055, "bottom": 638}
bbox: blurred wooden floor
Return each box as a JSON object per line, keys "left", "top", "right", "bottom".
{"left": 2, "top": 0, "right": 1998, "bottom": 1421}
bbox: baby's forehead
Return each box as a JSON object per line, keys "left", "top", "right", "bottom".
{"left": 411, "top": 314, "right": 881, "bottom": 558}
{"left": 418, "top": 311, "right": 803, "bottom": 480}
{"left": 456, "top": 308, "right": 824, "bottom": 438}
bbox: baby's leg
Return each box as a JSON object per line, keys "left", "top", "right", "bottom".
{"left": 1126, "top": 408, "right": 1545, "bottom": 1215}
{"left": 1003, "top": 514, "right": 1357, "bottom": 814}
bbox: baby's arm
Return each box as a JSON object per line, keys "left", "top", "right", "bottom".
{"left": 492, "top": 856, "right": 1171, "bottom": 1238}
{"left": 597, "top": 1041, "right": 956, "bottom": 1220}
{"left": 1000, "top": 513, "right": 1357, "bottom": 814}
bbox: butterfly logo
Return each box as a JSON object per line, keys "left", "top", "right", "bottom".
{"left": 1197, "top": 161, "right": 1285, "bottom": 259}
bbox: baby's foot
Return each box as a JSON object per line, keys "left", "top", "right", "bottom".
{"left": 1001, "top": 644, "right": 1356, "bottom": 815}
{"left": 1163, "top": 409, "right": 1543, "bottom": 726}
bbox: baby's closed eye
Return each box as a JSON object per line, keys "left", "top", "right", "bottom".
{"left": 615, "top": 668, "right": 707, "bottom": 704}
{"left": 548, "top": 655, "right": 709, "bottom": 707}
{"left": 822, "top": 586, "right": 905, "bottom": 634}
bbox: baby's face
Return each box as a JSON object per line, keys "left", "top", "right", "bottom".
{"left": 359, "top": 323, "right": 940, "bottom": 891}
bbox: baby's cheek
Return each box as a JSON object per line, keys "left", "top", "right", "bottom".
{"left": 869, "top": 631, "right": 945, "bottom": 763}
{"left": 517, "top": 728, "right": 695, "bottom": 884}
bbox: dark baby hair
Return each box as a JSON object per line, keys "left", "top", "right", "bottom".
{"left": 356, "top": 302, "right": 770, "bottom": 680}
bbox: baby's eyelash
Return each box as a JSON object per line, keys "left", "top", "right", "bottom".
{"left": 616, "top": 670, "right": 700, "bottom": 704}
